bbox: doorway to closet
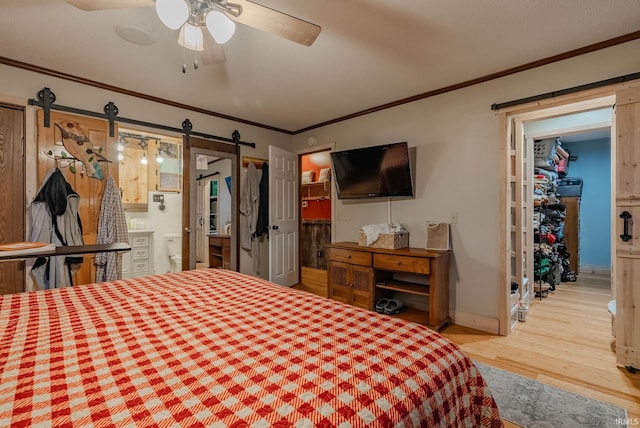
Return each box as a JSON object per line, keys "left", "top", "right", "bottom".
{"left": 184, "top": 137, "right": 239, "bottom": 273}
{"left": 299, "top": 149, "right": 332, "bottom": 297}
{"left": 505, "top": 97, "right": 614, "bottom": 334}
{"left": 503, "top": 85, "right": 640, "bottom": 372}
{"left": 194, "top": 156, "right": 233, "bottom": 270}
{"left": 525, "top": 109, "right": 612, "bottom": 302}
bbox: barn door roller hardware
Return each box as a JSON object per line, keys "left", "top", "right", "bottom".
{"left": 28, "top": 87, "right": 255, "bottom": 148}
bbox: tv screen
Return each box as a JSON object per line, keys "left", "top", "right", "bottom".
{"left": 330, "top": 142, "right": 414, "bottom": 199}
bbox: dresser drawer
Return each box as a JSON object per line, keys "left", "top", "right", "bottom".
{"left": 131, "top": 236, "right": 150, "bottom": 247}
{"left": 131, "top": 247, "right": 149, "bottom": 260}
{"left": 327, "top": 247, "right": 371, "bottom": 267}
{"left": 132, "top": 260, "right": 149, "bottom": 274}
{"left": 374, "top": 254, "right": 430, "bottom": 274}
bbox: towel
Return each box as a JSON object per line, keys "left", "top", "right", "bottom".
{"left": 360, "top": 222, "right": 406, "bottom": 246}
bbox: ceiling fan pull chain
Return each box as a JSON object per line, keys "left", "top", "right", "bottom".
{"left": 194, "top": 51, "right": 199, "bottom": 70}
{"left": 182, "top": 47, "right": 187, "bottom": 74}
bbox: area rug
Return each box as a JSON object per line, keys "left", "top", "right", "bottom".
{"left": 474, "top": 361, "right": 628, "bottom": 428}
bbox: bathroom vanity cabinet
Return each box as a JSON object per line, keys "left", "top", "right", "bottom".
{"left": 122, "top": 230, "right": 154, "bottom": 279}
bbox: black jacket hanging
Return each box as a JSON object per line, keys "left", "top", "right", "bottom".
{"left": 255, "top": 162, "right": 269, "bottom": 237}
{"left": 30, "top": 168, "right": 84, "bottom": 288}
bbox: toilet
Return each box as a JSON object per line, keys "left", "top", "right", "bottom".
{"left": 164, "top": 233, "right": 182, "bottom": 272}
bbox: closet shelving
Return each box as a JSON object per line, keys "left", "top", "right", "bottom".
{"left": 301, "top": 181, "right": 330, "bottom": 201}
{"left": 531, "top": 138, "right": 573, "bottom": 299}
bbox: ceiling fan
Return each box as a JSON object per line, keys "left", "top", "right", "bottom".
{"left": 66, "top": 0, "right": 321, "bottom": 66}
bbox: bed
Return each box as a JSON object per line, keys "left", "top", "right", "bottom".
{"left": 0, "top": 269, "right": 502, "bottom": 427}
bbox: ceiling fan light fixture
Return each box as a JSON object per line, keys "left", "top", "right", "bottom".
{"left": 156, "top": 0, "right": 189, "bottom": 30}
{"left": 178, "top": 23, "right": 205, "bottom": 51}
{"left": 205, "top": 10, "right": 236, "bottom": 44}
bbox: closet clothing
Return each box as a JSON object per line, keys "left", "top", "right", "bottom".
{"left": 29, "top": 168, "right": 84, "bottom": 289}
{"left": 240, "top": 162, "right": 260, "bottom": 252}
{"left": 95, "top": 176, "right": 129, "bottom": 282}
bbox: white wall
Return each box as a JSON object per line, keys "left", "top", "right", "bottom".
{"left": 292, "top": 39, "right": 640, "bottom": 330}
{"left": 0, "top": 63, "right": 293, "bottom": 276}
{"left": 126, "top": 191, "right": 182, "bottom": 275}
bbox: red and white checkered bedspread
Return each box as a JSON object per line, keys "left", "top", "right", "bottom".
{"left": 0, "top": 269, "right": 502, "bottom": 427}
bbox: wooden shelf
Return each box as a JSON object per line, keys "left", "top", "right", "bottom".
{"left": 376, "top": 281, "right": 429, "bottom": 296}
{"left": 302, "top": 181, "right": 330, "bottom": 200}
{"left": 209, "top": 235, "right": 230, "bottom": 269}
{"left": 389, "top": 307, "right": 428, "bottom": 325}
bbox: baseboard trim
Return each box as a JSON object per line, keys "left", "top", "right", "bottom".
{"left": 451, "top": 310, "right": 500, "bottom": 334}
{"left": 578, "top": 265, "right": 611, "bottom": 277}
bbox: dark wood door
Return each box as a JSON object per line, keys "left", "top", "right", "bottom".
{"left": 351, "top": 265, "right": 373, "bottom": 310}
{"left": 328, "top": 261, "right": 352, "bottom": 304}
{"left": 0, "top": 105, "right": 25, "bottom": 294}
{"left": 36, "top": 110, "right": 118, "bottom": 285}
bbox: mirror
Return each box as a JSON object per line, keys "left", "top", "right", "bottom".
{"left": 118, "top": 129, "right": 183, "bottom": 211}
{"left": 119, "top": 133, "right": 149, "bottom": 211}
{"left": 157, "top": 141, "right": 182, "bottom": 192}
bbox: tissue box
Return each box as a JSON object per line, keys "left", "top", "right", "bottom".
{"left": 358, "top": 231, "right": 409, "bottom": 249}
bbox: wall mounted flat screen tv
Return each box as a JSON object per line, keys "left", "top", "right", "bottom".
{"left": 330, "top": 142, "right": 415, "bottom": 199}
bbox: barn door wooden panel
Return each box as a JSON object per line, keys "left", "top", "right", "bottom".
{"left": 0, "top": 105, "right": 25, "bottom": 294}
{"left": 615, "top": 86, "right": 640, "bottom": 371}
{"left": 36, "top": 110, "right": 118, "bottom": 286}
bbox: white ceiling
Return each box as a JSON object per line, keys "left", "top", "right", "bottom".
{"left": 1, "top": 0, "right": 639, "bottom": 133}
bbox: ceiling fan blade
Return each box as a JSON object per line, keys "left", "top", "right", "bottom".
{"left": 201, "top": 33, "right": 226, "bottom": 64}
{"left": 66, "top": 0, "right": 154, "bottom": 11}
{"left": 231, "top": 0, "right": 321, "bottom": 47}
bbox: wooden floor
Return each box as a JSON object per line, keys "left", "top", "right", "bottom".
{"left": 296, "top": 270, "right": 640, "bottom": 425}
{"left": 440, "top": 273, "right": 640, "bottom": 423}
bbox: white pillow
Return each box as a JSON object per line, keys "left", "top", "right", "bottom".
{"left": 318, "top": 167, "right": 331, "bottom": 182}
{"left": 301, "top": 170, "right": 314, "bottom": 184}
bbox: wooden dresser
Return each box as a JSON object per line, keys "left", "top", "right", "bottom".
{"left": 209, "top": 235, "right": 231, "bottom": 269}
{"left": 326, "top": 242, "right": 451, "bottom": 330}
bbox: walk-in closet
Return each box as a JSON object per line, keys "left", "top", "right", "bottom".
{"left": 508, "top": 106, "right": 613, "bottom": 330}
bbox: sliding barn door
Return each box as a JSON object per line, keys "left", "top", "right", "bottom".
{"left": 615, "top": 86, "right": 640, "bottom": 371}
{"left": 36, "top": 111, "right": 118, "bottom": 286}
{"left": 0, "top": 105, "right": 25, "bottom": 294}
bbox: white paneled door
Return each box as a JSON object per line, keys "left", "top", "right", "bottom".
{"left": 268, "top": 145, "right": 298, "bottom": 287}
